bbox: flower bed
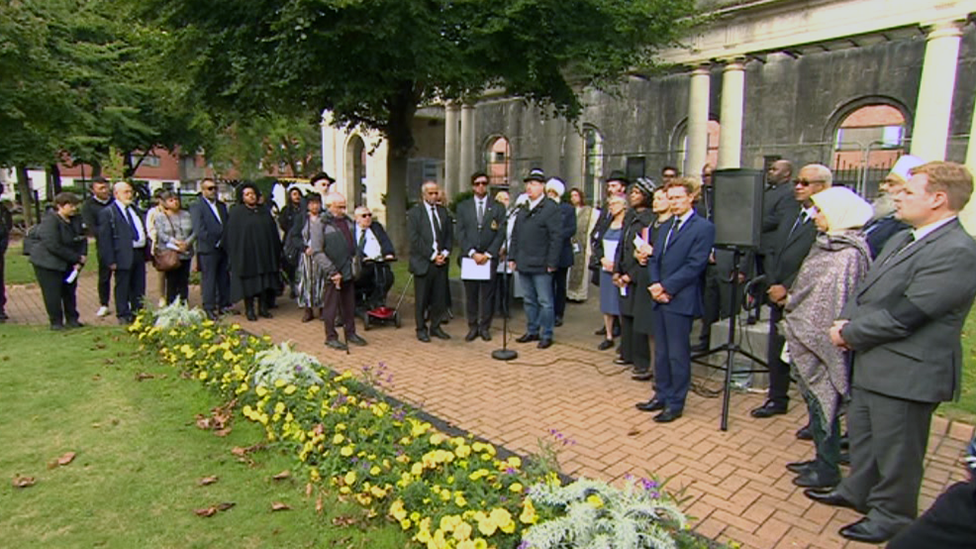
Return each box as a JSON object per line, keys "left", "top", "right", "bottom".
{"left": 129, "top": 302, "right": 720, "bottom": 549}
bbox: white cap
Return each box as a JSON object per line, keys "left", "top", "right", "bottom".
{"left": 888, "top": 155, "right": 925, "bottom": 183}
{"left": 545, "top": 178, "right": 565, "bottom": 197}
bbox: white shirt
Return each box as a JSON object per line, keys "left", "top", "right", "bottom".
{"left": 528, "top": 195, "right": 545, "bottom": 210}
{"left": 205, "top": 197, "right": 222, "bottom": 225}
{"left": 118, "top": 203, "right": 147, "bottom": 249}
{"left": 356, "top": 226, "right": 383, "bottom": 260}
{"left": 672, "top": 209, "right": 695, "bottom": 231}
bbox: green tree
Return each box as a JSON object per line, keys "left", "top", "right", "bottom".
{"left": 141, "top": 0, "right": 696, "bottom": 247}
{"left": 208, "top": 114, "right": 323, "bottom": 181}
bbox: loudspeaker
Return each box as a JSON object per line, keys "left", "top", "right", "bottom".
{"left": 712, "top": 168, "right": 764, "bottom": 248}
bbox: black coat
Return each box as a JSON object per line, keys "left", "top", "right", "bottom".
{"left": 225, "top": 204, "right": 281, "bottom": 278}
{"left": 189, "top": 197, "right": 228, "bottom": 255}
{"left": 555, "top": 201, "right": 577, "bottom": 269}
{"left": 29, "top": 211, "right": 87, "bottom": 272}
{"left": 863, "top": 215, "right": 909, "bottom": 259}
{"left": 362, "top": 220, "right": 396, "bottom": 259}
{"left": 407, "top": 202, "right": 453, "bottom": 276}
{"left": 615, "top": 208, "right": 654, "bottom": 315}
{"left": 510, "top": 197, "right": 561, "bottom": 274}
{"left": 322, "top": 213, "right": 358, "bottom": 281}
{"left": 769, "top": 206, "right": 817, "bottom": 288}
{"left": 760, "top": 183, "right": 795, "bottom": 256}
{"left": 80, "top": 196, "right": 113, "bottom": 237}
{"left": 455, "top": 196, "right": 505, "bottom": 261}
{"left": 0, "top": 203, "right": 12, "bottom": 252}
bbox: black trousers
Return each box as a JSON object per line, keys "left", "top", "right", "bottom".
{"left": 414, "top": 264, "right": 447, "bottom": 331}
{"left": 887, "top": 480, "right": 976, "bottom": 549}
{"left": 464, "top": 276, "right": 496, "bottom": 330}
{"left": 551, "top": 266, "right": 568, "bottom": 320}
{"left": 0, "top": 244, "right": 6, "bottom": 311}
{"left": 765, "top": 305, "right": 791, "bottom": 407}
{"left": 114, "top": 253, "right": 146, "bottom": 320}
{"left": 164, "top": 260, "right": 191, "bottom": 305}
{"left": 33, "top": 265, "right": 78, "bottom": 326}
{"left": 356, "top": 261, "right": 394, "bottom": 310}
{"left": 323, "top": 282, "right": 357, "bottom": 341}
{"left": 97, "top": 260, "right": 112, "bottom": 307}
{"left": 619, "top": 313, "right": 635, "bottom": 362}
{"left": 198, "top": 250, "right": 231, "bottom": 312}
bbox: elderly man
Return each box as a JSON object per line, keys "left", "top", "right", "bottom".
{"left": 190, "top": 178, "right": 231, "bottom": 321}
{"left": 456, "top": 172, "right": 505, "bottom": 341}
{"left": 751, "top": 163, "right": 831, "bottom": 419}
{"left": 97, "top": 181, "right": 149, "bottom": 324}
{"left": 81, "top": 176, "right": 115, "bottom": 317}
{"left": 320, "top": 193, "right": 366, "bottom": 350}
{"left": 862, "top": 155, "right": 924, "bottom": 258}
{"left": 510, "top": 168, "right": 562, "bottom": 349}
{"left": 353, "top": 205, "right": 396, "bottom": 312}
{"left": 408, "top": 181, "right": 452, "bottom": 342}
{"left": 807, "top": 162, "right": 976, "bottom": 544}
{"left": 545, "top": 177, "right": 576, "bottom": 327}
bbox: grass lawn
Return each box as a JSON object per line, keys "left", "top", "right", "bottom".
{"left": 943, "top": 312, "right": 976, "bottom": 422}
{"left": 0, "top": 325, "right": 408, "bottom": 548}
{"left": 5, "top": 240, "right": 37, "bottom": 285}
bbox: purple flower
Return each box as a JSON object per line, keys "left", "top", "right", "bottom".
{"left": 517, "top": 541, "right": 530, "bottom": 549}
{"left": 505, "top": 467, "right": 517, "bottom": 475}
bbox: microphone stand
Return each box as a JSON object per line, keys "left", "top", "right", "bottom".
{"left": 492, "top": 210, "right": 518, "bottom": 361}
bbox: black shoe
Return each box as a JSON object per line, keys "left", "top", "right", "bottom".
{"left": 66, "top": 320, "right": 85, "bottom": 329}
{"left": 480, "top": 328, "right": 492, "bottom": 342}
{"left": 516, "top": 333, "right": 540, "bottom": 343}
{"left": 325, "top": 339, "right": 348, "bottom": 351}
{"left": 632, "top": 371, "right": 654, "bottom": 381}
{"left": 51, "top": 323, "right": 65, "bottom": 331}
{"left": 803, "top": 488, "right": 861, "bottom": 512}
{"left": 0, "top": 310, "right": 8, "bottom": 322}
{"left": 258, "top": 309, "right": 273, "bottom": 319}
{"left": 636, "top": 399, "right": 665, "bottom": 412}
{"left": 597, "top": 339, "right": 614, "bottom": 351}
{"left": 613, "top": 357, "right": 632, "bottom": 365}
{"left": 246, "top": 310, "right": 258, "bottom": 321}
{"left": 839, "top": 452, "right": 850, "bottom": 466}
{"left": 796, "top": 424, "right": 813, "bottom": 440}
{"left": 430, "top": 326, "right": 451, "bottom": 340}
{"left": 839, "top": 518, "right": 896, "bottom": 544}
{"left": 653, "top": 409, "right": 683, "bottom": 423}
{"left": 839, "top": 433, "right": 849, "bottom": 450}
{"left": 118, "top": 316, "right": 134, "bottom": 325}
{"left": 785, "top": 460, "right": 816, "bottom": 474}
{"left": 205, "top": 310, "right": 219, "bottom": 321}
{"left": 537, "top": 338, "right": 553, "bottom": 349}
{"left": 554, "top": 317, "right": 563, "bottom": 327}
{"left": 465, "top": 328, "right": 479, "bottom": 342}
{"left": 416, "top": 330, "right": 431, "bottom": 343}
{"left": 347, "top": 334, "right": 367, "bottom": 346}
{"left": 594, "top": 326, "right": 606, "bottom": 336}
{"left": 301, "top": 309, "right": 315, "bottom": 323}
{"left": 691, "top": 341, "right": 709, "bottom": 353}
{"left": 793, "top": 469, "right": 841, "bottom": 489}
{"left": 750, "top": 400, "right": 787, "bottom": 418}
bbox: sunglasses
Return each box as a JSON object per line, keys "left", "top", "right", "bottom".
{"left": 360, "top": 213, "right": 372, "bottom": 217}
{"left": 473, "top": 181, "right": 488, "bottom": 186}
{"left": 793, "top": 179, "right": 821, "bottom": 187}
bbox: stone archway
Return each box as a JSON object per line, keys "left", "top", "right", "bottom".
{"left": 582, "top": 125, "right": 604, "bottom": 204}
{"left": 672, "top": 118, "right": 721, "bottom": 178}
{"left": 345, "top": 134, "right": 366, "bottom": 206}
{"left": 484, "top": 135, "right": 511, "bottom": 188}
{"left": 827, "top": 97, "right": 909, "bottom": 195}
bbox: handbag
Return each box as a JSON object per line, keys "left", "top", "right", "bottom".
{"left": 152, "top": 214, "right": 182, "bottom": 272}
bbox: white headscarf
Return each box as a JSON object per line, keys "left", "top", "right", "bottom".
{"left": 811, "top": 186, "right": 873, "bottom": 232}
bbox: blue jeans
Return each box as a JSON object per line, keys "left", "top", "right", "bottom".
{"left": 520, "top": 271, "right": 554, "bottom": 339}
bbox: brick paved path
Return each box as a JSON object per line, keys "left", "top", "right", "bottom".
{"left": 6, "top": 270, "right": 973, "bottom": 549}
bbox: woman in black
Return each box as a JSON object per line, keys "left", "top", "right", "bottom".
{"left": 631, "top": 187, "right": 672, "bottom": 381}
{"left": 29, "top": 192, "right": 88, "bottom": 330}
{"left": 613, "top": 178, "right": 654, "bottom": 366}
{"left": 226, "top": 183, "right": 282, "bottom": 321}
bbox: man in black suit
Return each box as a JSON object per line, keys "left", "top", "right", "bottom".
{"left": 545, "top": 177, "right": 576, "bottom": 327}
{"left": 808, "top": 161, "right": 976, "bottom": 544}
{"left": 0, "top": 183, "right": 11, "bottom": 322}
{"left": 97, "top": 181, "right": 148, "bottom": 324}
{"left": 510, "top": 168, "right": 562, "bottom": 349}
{"left": 456, "top": 172, "right": 505, "bottom": 342}
{"left": 863, "top": 155, "right": 922, "bottom": 259}
{"left": 759, "top": 160, "right": 795, "bottom": 275}
{"left": 80, "top": 176, "right": 115, "bottom": 318}
{"left": 751, "top": 164, "right": 830, "bottom": 419}
{"left": 190, "top": 177, "right": 231, "bottom": 320}
{"left": 408, "top": 181, "right": 452, "bottom": 342}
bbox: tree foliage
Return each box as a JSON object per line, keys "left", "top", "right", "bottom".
{"left": 208, "top": 114, "right": 323, "bottom": 180}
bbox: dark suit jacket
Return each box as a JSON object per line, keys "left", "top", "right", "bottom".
{"left": 190, "top": 197, "right": 228, "bottom": 255}
{"left": 760, "top": 183, "right": 795, "bottom": 255}
{"left": 455, "top": 196, "right": 505, "bottom": 262}
{"left": 769, "top": 205, "right": 816, "bottom": 288}
{"left": 97, "top": 203, "right": 147, "bottom": 268}
{"left": 363, "top": 220, "right": 396, "bottom": 259}
{"left": 28, "top": 211, "right": 87, "bottom": 272}
{"left": 863, "top": 215, "right": 910, "bottom": 259}
{"left": 555, "top": 201, "right": 577, "bottom": 268}
{"left": 650, "top": 213, "right": 715, "bottom": 317}
{"left": 407, "top": 202, "right": 452, "bottom": 276}
{"left": 840, "top": 220, "right": 976, "bottom": 403}
{"left": 510, "top": 197, "right": 561, "bottom": 274}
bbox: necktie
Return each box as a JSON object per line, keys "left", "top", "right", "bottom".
{"left": 126, "top": 207, "right": 140, "bottom": 242}
{"left": 357, "top": 228, "right": 367, "bottom": 253}
{"left": 788, "top": 211, "right": 807, "bottom": 238}
{"left": 664, "top": 218, "right": 678, "bottom": 251}
{"left": 477, "top": 199, "right": 484, "bottom": 226}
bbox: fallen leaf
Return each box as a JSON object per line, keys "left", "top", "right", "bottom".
{"left": 271, "top": 502, "right": 291, "bottom": 511}
{"left": 627, "top": 428, "right": 641, "bottom": 437}
{"left": 312, "top": 423, "right": 325, "bottom": 436}
{"left": 305, "top": 483, "right": 314, "bottom": 497}
{"left": 315, "top": 496, "right": 324, "bottom": 514}
{"left": 198, "top": 476, "right": 219, "bottom": 486}
{"left": 195, "top": 416, "right": 213, "bottom": 430}
{"left": 272, "top": 470, "right": 291, "bottom": 481}
{"left": 231, "top": 447, "right": 247, "bottom": 457}
{"left": 57, "top": 452, "right": 76, "bottom": 466}
{"left": 216, "top": 502, "right": 236, "bottom": 511}
{"left": 134, "top": 372, "right": 154, "bottom": 381}
{"left": 103, "top": 358, "right": 114, "bottom": 365}
{"left": 194, "top": 507, "right": 217, "bottom": 517}
{"left": 12, "top": 475, "right": 36, "bottom": 488}
{"left": 94, "top": 343, "right": 106, "bottom": 349}
{"left": 213, "top": 427, "right": 232, "bottom": 437}
{"left": 331, "top": 515, "right": 357, "bottom": 527}
{"left": 91, "top": 374, "right": 101, "bottom": 381}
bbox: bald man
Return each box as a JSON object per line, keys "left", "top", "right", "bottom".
{"left": 407, "top": 181, "right": 453, "bottom": 342}
{"left": 97, "top": 181, "right": 148, "bottom": 324}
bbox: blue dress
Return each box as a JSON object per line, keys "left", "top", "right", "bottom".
{"left": 599, "top": 227, "right": 622, "bottom": 316}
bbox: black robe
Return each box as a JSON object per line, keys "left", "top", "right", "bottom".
{"left": 226, "top": 204, "right": 282, "bottom": 300}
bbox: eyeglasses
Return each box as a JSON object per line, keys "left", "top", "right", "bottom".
{"left": 473, "top": 181, "right": 488, "bottom": 186}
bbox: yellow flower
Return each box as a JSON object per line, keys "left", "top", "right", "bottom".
{"left": 198, "top": 370, "right": 207, "bottom": 380}
{"left": 476, "top": 517, "right": 497, "bottom": 537}
{"left": 274, "top": 378, "right": 286, "bottom": 388}
{"left": 255, "top": 386, "right": 268, "bottom": 397}
{"left": 454, "top": 493, "right": 467, "bottom": 507}
{"left": 453, "top": 522, "right": 473, "bottom": 541}
{"left": 333, "top": 433, "right": 345, "bottom": 445}
{"left": 430, "top": 433, "right": 445, "bottom": 445}
{"left": 370, "top": 466, "right": 381, "bottom": 476}
{"left": 370, "top": 485, "right": 386, "bottom": 498}
{"left": 454, "top": 445, "right": 471, "bottom": 458}
{"left": 399, "top": 518, "right": 412, "bottom": 530}
{"left": 509, "top": 483, "right": 523, "bottom": 493}
{"left": 274, "top": 401, "right": 286, "bottom": 414}
{"left": 586, "top": 494, "right": 604, "bottom": 508}
{"left": 411, "top": 462, "right": 424, "bottom": 476}
{"left": 344, "top": 470, "right": 357, "bottom": 485}
{"left": 473, "top": 539, "right": 488, "bottom": 549}
{"left": 520, "top": 499, "right": 538, "bottom": 524}
{"left": 284, "top": 384, "right": 297, "bottom": 395}
{"left": 468, "top": 469, "right": 489, "bottom": 481}
{"left": 439, "top": 514, "right": 461, "bottom": 532}
{"left": 506, "top": 456, "right": 521, "bottom": 468}
{"left": 340, "top": 445, "right": 354, "bottom": 457}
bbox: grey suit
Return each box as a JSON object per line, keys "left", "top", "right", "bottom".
{"left": 837, "top": 219, "right": 976, "bottom": 534}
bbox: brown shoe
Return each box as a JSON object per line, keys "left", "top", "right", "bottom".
{"left": 301, "top": 308, "right": 314, "bottom": 323}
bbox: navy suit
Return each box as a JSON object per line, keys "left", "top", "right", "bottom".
{"left": 190, "top": 197, "right": 231, "bottom": 313}
{"left": 649, "top": 212, "right": 715, "bottom": 412}
{"left": 552, "top": 201, "right": 576, "bottom": 321}
{"left": 97, "top": 203, "right": 148, "bottom": 320}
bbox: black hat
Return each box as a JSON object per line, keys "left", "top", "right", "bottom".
{"left": 606, "top": 170, "right": 629, "bottom": 185}
{"left": 523, "top": 168, "right": 546, "bottom": 183}
{"left": 310, "top": 172, "right": 336, "bottom": 185}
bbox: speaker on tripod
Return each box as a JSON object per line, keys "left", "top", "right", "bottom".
{"left": 694, "top": 168, "right": 769, "bottom": 431}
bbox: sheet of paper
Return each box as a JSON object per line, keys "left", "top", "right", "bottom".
{"left": 603, "top": 239, "right": 618, "bottom": 262}
{"left": 65, "top": 269, "right": 79, "bottom": 284}
{"left": 461, "top": 257, "right": 492, "bottom": 281}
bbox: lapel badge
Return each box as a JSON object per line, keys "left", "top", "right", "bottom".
{"left": 490, "top": 219, "right": 498, "bottom": 230}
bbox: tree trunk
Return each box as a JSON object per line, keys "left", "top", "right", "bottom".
{"left": 15, "top": 165, "right": 34, "bottom": 226}
{"left": 49, "top": 163, "right": 62, "bottom": 195}
{"left": 385, "top": 149, "right": 409, "bottom": 255}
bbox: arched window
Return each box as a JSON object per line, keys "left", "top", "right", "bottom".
{"left": 485, "top": 136, "right": 511, "bottom": 187}
{"left": 583, "top": 125, "right": 603, "bottom": 204}
{"left": 831, "top": 103, "right": 907, "bottom": 195}
{"left": 346, "top": 134, "right": 366, "bottom": 206}
{"left": 674, "top": 120, "right": 721, "bottom": 177}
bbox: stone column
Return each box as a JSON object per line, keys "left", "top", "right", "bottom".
{"left": 565, "top": 124, "right": 584, "bottom": 188}
{"left": 685, "top": 65, "right": 711, "bottom": 177}
{"left": 717, "top": 59, "right": 746, "bottom": 169}
{"left": 910, "top": 20, "right": 964, "bottom": 161}
{"left": 459, "top": 104, "right": 476, "bottom": 190}
{"left": 320, "top": 110, "right": 336, "bottom": 175}
{"left": 966, "top": 93, "right": 976, "bottom": 171}
{"left": 444, "top": 103, "right": 460, "bottom": 198}
{"left": 543, "top": 115, "right": 565, "bottom": 178}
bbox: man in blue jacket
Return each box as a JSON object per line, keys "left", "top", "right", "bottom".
{"left": 636, "top": 177, "right": 715, "bottom": 422}
{"left": 190, "top": 178, "right": 231, "bottom": 321}
{"left": 97, "top": 181, "right": 149, "bottom": 324}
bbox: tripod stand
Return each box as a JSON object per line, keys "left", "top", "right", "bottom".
{"left": 691, "top": 246, "right": 768, "bottom": 431}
